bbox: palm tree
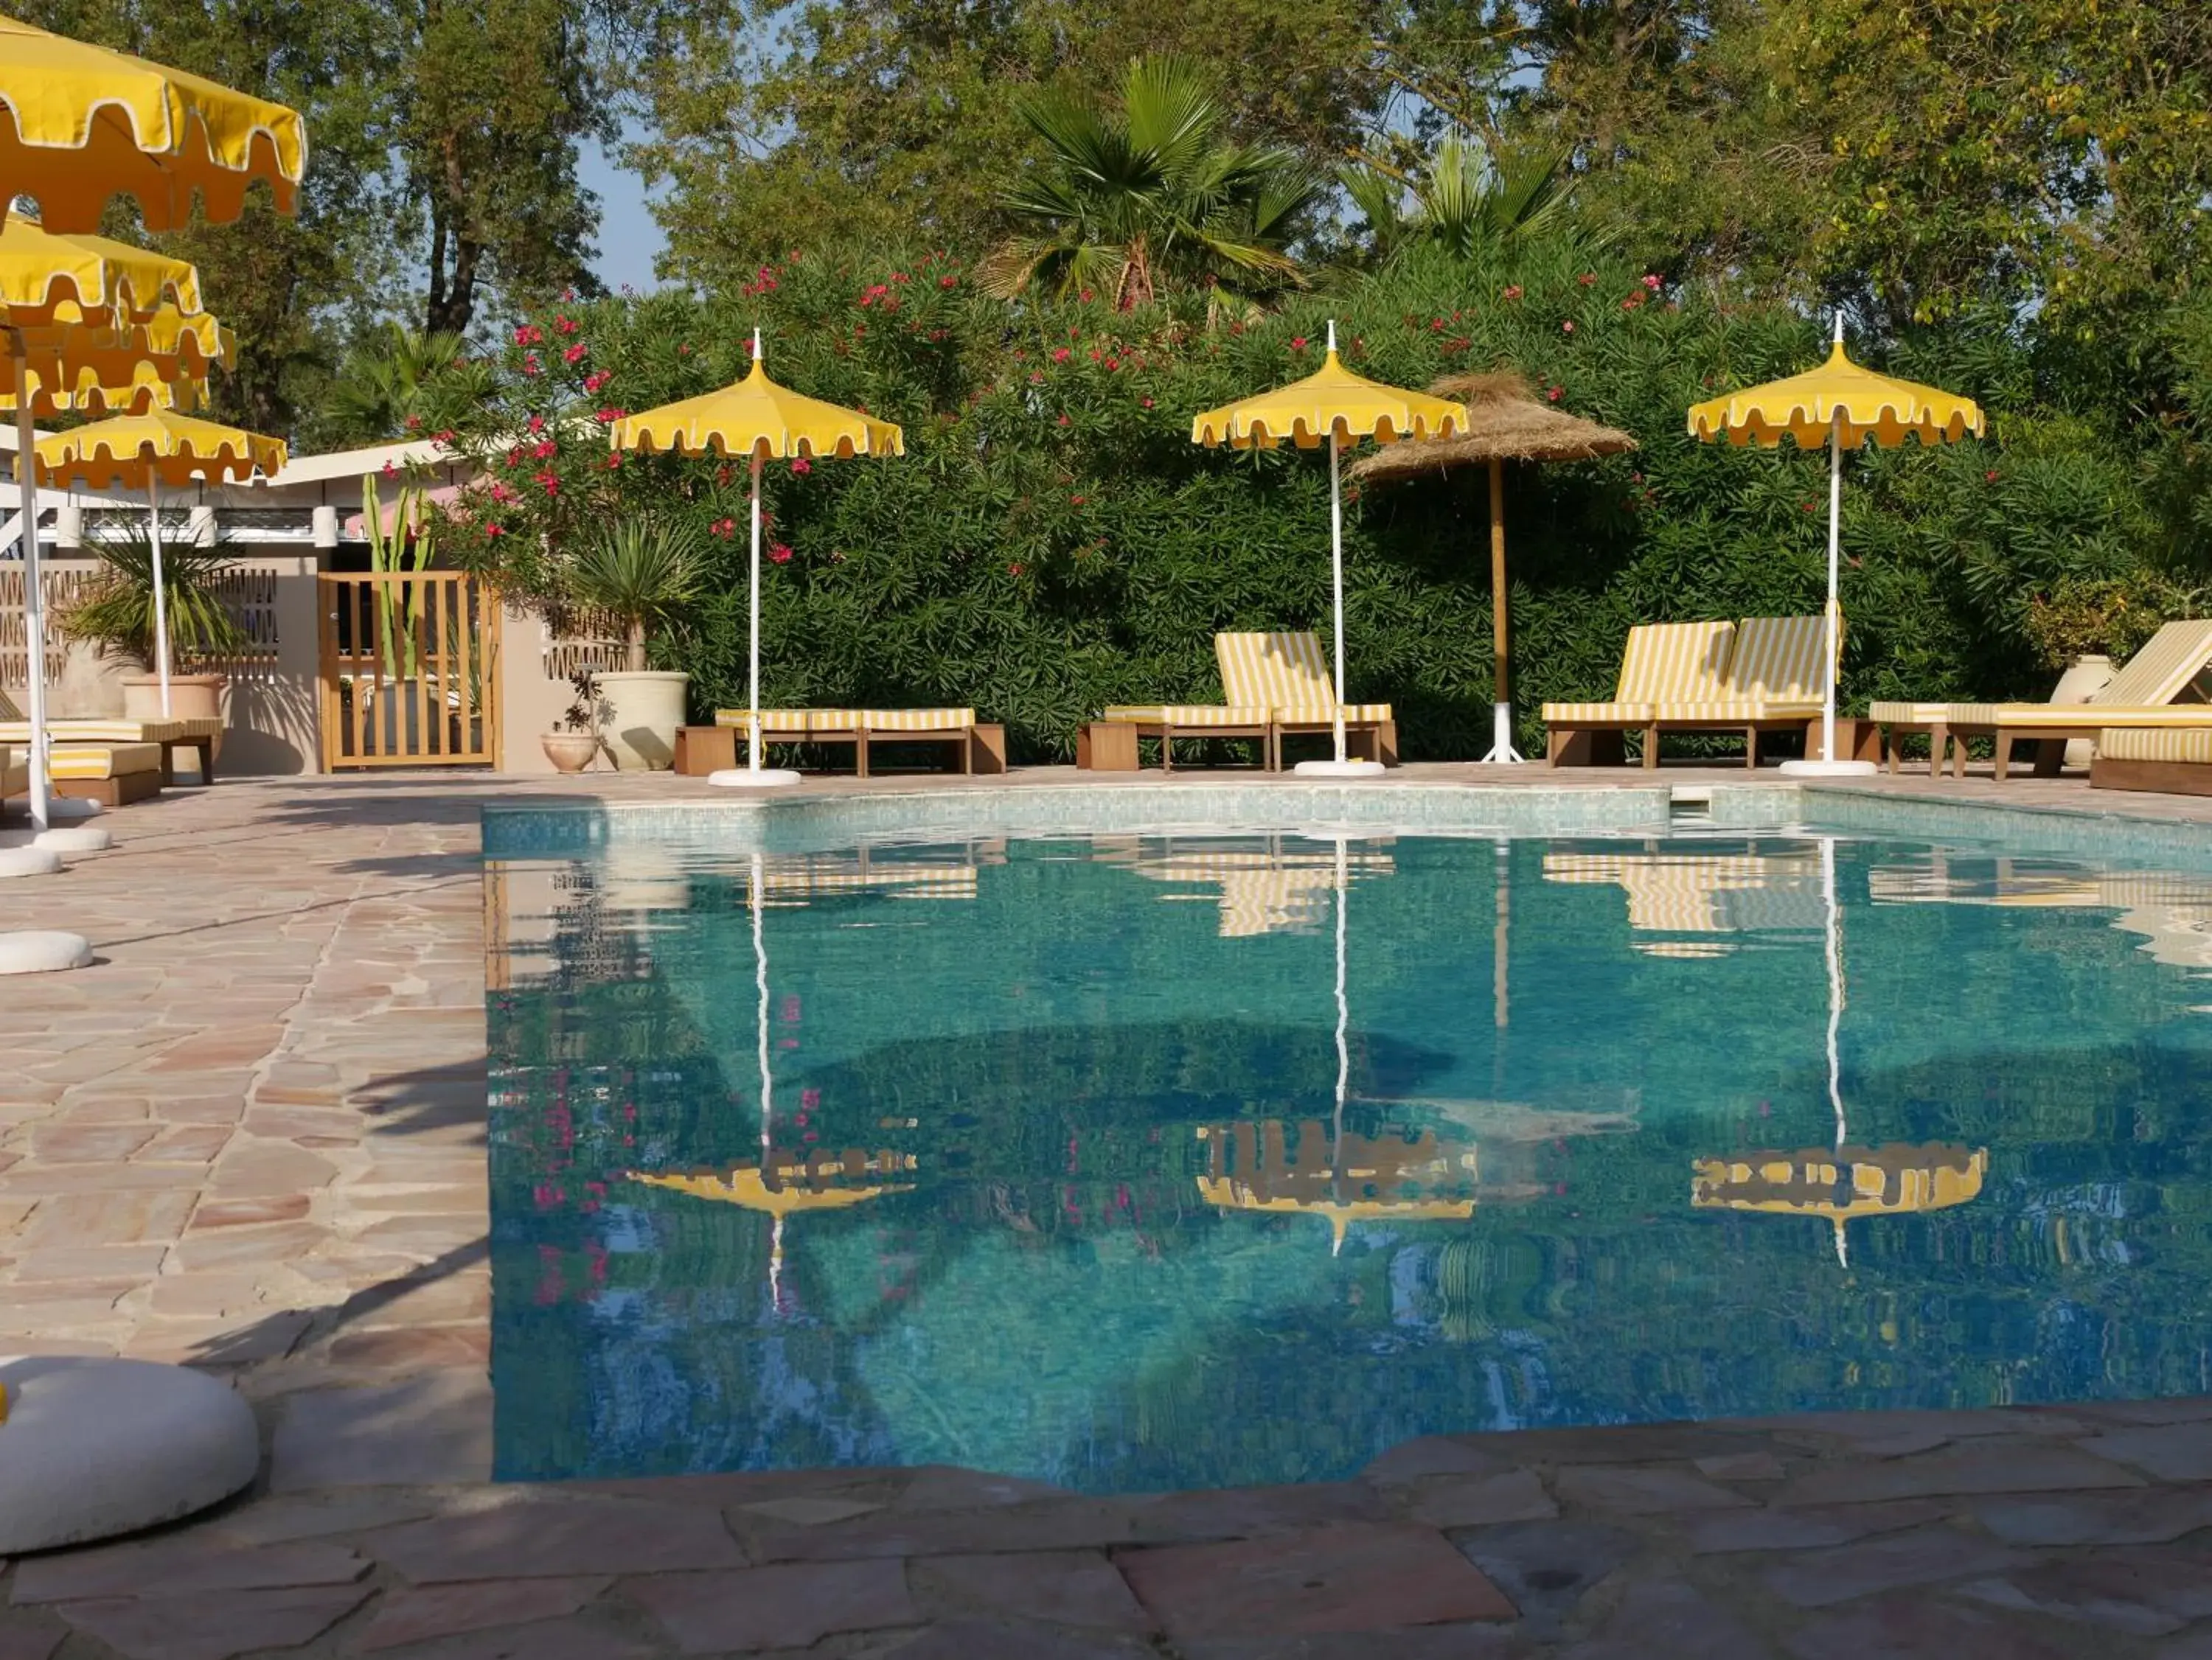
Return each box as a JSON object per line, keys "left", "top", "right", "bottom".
{"left": 319, "top": 321, "right": 493, "bottom": 446}
{"left": 981, "top": 56, "right": 1323, "bottom": 315}
{"left": 1343, "top": 134, "right": 1580, "bottom": 262}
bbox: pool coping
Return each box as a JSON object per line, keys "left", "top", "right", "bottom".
{"left": 482, "top": 778, "right": 2212, "bottom": 871}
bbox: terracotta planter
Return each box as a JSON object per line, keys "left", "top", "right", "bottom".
{"left": 591, "top": 670, "right": 688, "bottom": 771}
{"left": 540, "top": 732, "right": 602, "bottom": 773}
{"left": 121, "top": 674, "right": 226, "bottom": 726}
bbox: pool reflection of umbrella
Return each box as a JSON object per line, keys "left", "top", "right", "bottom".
{"left": 1196, "top": 836, "right": 1478, "bottom": 1252}
{"left": 626, "top": 851, "right": 913, "bottom": 1308}
{"left": 1691, "top": 837, "right": 1987, "bottom": 1263}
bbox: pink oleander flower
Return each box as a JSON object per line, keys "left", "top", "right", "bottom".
{"left": 1502, "top": 285, "right": 1523, "bottom": 300}
{"left": 1290, "top": 336, "right": 1307, "bottom": 350}
{"left": 1577, "top": 272, "right": 1597, "bottom": 286}
{"left": 563, "top": 342, "right": 588, "bottom": 364}
{"left": 1642, "top": 273, "right": 1663, "bottom": 290}
{"left": 1052, "top": 347, "right": 1071, "bottom": 363}
{"left": 1561, "top": 321, "right": 1575, "bottom": 334}
{"left": 768, "top": 543, "right": 793, "bottom": 565}
{"left": 939, "top": 274, "right": 957, "bottom": 289}
{"left": 555, "top": 315, "right": 578, "bottom": 335}
{"left": 514, "top": 324, "right": 543, "bottom": 346}
{"left": 791, "top": 457, "right": 812, "bottom": 475}
{"left": 1547, "top": 386, "right": 1563, "bottom": 402}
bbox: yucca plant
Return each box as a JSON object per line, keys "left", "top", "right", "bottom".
{"left": 61, "top": 526, "right": 247, "bottom": 670}
{"left": 566, "top": 520, "right": 706, "bottom": 671}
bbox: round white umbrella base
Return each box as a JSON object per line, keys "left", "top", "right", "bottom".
{"left": 708, "top": 767, "right": 804, "bottom": 789}
{"left": 0, "top": 1357, "right": 260, "bottom": 1553}
{"left": 1293, "top": 758, "right": 1389, "bottom": 779}
{"left": 1779, "top": 758, "right": 1880, "bottom": 778}
{"left": 49, "top": 797, "right": 102, "bottom": 820}
{"left": 0, "top": 931, "right": 92, "bottom": 974}
{"left": 35, "top": 826, "right": 112, "bottom": 853}
{"left": 0, "top": 847, "right": 63, "bottom": 878}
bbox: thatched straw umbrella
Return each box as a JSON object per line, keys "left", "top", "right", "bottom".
{"left": 1349, "top": 372, "right": 1635, "bottom": 763}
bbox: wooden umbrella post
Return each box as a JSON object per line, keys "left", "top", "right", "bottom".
{"left": 1481, "top": 455, "right": 1523, "bottom": 763}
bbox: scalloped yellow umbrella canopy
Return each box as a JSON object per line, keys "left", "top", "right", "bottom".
{"left": 1686, "top": 339, "right": 1986, "bottom": 449}
{"left": 0, "top": 15, "right": 307, "bottom": 233}
{"left": 1, "top": 307, "right": 230, "bottom": 416}
{"left": 0, "top": 211, "right": 206, "bottom": 324}
{"left": 1190, "top": 324, "right": 1466, "bottom": 772}
{"left": 33, "top": 411, "right": 285, "bottom": 720}
{"left": 1688, "top": 320, "right": 1986, "bottom": 773}
{"left": 33, "top": 409, "right": 282, "bottom": 489}
{"left": 611, "top": 333, "right": 905, "bottom": 782}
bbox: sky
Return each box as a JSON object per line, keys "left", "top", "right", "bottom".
{"left": 578, "top": 134, "right": 670, "bottom": 295}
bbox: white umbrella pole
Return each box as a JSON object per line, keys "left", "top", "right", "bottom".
{"left": 748, "top": 447, "right": 763, "bottom": 774}
{"left": 707, "top": 329, "right": 801, "bottom": 790}
{"left": 1328, "top": 428, "right": 1347, "bottom": 768}
{"left": 1821, "top": 407, "right": 1841, "bottom": 764}
{"left": 1330, "top": 833, "right": 1350, "bottom": 1256}
{"left": 13, "top": 346, "right": 49, "bottom": 834}
{"left": 147, "top": 478, "right": 170, "bottom": 717}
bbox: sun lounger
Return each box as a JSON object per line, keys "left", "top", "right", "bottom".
{"left": 1542, "top": 619, "right": 1736, "bottom": 767}
{"left": 1873, "top": 618, "right": 2212, "bottom": 778}
{"left": 2091, "top": 725, "right": 2212, "bottom": 798}
{"left": 48, "top": 739, "right": 165, "bottom": 805}
{"left": 1215, "top": 632, "right": 1397, "bottom": 768}
{"left": 695, "top": 708, "right": 1004, "bottom": 778}
{"left": 0, "top": 691, "right": 221, "bottom": 784}
{"left": 1647, "top": 614, "right": 1831, "bottom": 767}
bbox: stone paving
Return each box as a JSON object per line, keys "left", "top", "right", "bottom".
{"left": 4, "top": 763, "right": 2212, "bottom": 1659}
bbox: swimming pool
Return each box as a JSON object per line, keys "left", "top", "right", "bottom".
{"left": 485, "top": 808, "right": 2212, "bottom": 1493}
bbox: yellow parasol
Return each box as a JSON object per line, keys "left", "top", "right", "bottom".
{"left": 1197, "top": 1119, "right": 1478, "bottom": 1254}
{"left": 611, "top": 331, "right": 903, "bottom": 787}
{"left": 1688, "top": 318, "right": 1984, "bottom": 775}
{"left": 2, "top": 311, "right": 227, "bottom": 416}
{"left": 1192, "top": 324, "right": 1464, "bottom": 775}
{"left": 0, "top": 212, "right": 219, "bottom": 831}
{"left": 0, "top": 15, "right": 307, "bottom": 233}
{"left": 35, "top": 412, "right": 285, "bottom": 716}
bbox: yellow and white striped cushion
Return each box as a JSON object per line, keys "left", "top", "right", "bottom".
{"left": 2098, "top": 727, "right": 2212, "bottom": 764}
{"left": 1274, "top": 703, "right": 1394, "bottom": 723}
{"left": 0, "top": 717, "right": 218, "bottom": 744}
{"left": 1726, "top": 615, "right": 1832, "bottom": 705}
{"left": 1997, "top": 704, "right": 2212, "bottom": 731}
{"left": 49, "top": 741, "right": 161, "bottom": 779}
{"left": 1654, "top": 700, "right": 1821, "bottom": 721}
{"left": 1101, "top": 705, "right": 1270, "bottom": 727}
{"left": 1542, "top": 701, "right": 1652, "bottom": 723}
{"left": 2101, "top": 620, "right": 2212, "bottom": 706}
{"left": 716, "top": 707, "right": 973, "bottom": 734}
{"left": 1868, "top": 701, "right": 2005, "bottom": 726}
{"left": 1617, "top": 620, "right": 1737, "bottom": 704}
{"left": 1218, "top": 631, "right": 1334, "bottom": 715}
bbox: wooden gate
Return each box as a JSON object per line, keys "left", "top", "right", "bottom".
{"left": 318, "top": 572, "right": 501, "bottom": 769}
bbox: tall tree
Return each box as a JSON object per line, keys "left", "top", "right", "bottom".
{"left": 397, "top": 0, "right": 611, "bottom": 336}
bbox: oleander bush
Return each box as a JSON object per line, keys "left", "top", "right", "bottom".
{"left": 437, "top": 243, "right": 2171, "bottom": 761}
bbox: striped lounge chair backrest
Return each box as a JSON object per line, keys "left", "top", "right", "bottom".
{"left": 1613, "top": 621, "right": 1736, "bottom": 704}
{"left": 1217, "top": 632, "right": 1338, "bottom": 716}
{"left": 1725, "top": 615, "right": 1833, "bottom": 704}
{"left": 0, "top": 689, "right": 19, "bottom": 721}
{"left": 2099, "top": 621, "right": 2212, "bottom": 706}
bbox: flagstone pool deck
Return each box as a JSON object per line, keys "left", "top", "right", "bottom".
{"left": 7, "top": 763, "right": 2212, "bottom": 1659}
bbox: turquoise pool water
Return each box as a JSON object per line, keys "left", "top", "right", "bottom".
{"left": 486, "top": 829, "right": 2212, "bottom": 1492}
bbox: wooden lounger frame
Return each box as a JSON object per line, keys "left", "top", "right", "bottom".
{"left": 678, "top": 722, "right": 1006, "bottom": 778}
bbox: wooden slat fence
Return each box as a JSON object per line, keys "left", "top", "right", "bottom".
{"left": 318, "top": 572, "right": 500, "bottom": 768}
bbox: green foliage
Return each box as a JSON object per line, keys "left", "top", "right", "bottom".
{"left": 60, "top": 527, "right": 247, "bottom": 670}
{"left": 1342, "top": 136, "right": 1579, "bottom": 264}
{"left": 361, "top": 475, "right": 437, "bottom": 680}
{"left": 980, "top": 56, "right": 1321, "bottom": 315}
{"left": 318, "top": 324, "right": 491, "bottom": 447}
{"left": 568, "top": 520, "right": 709, "bottom": 672}
{"left": 439, "top": 234, "right": 2166, "bottom": 761}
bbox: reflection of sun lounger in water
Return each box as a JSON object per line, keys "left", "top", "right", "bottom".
{"left": 1544, "top": 847, "right": 1826, "bottom": 954}
{"left": 1692, "top": 1142, "right": 1986, "bottom": 1265}
{"left": 1130, "top": 842, "right": 1396, "bottom": 938}
{"left": 1868, "top": 857, "right": 2212, "bottom": 970}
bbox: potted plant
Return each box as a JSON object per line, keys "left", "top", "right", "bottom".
{"left": 60, "top": 526, "right": 245, "bottom": 722}
{"left": 542, "top": 666, "right": 606, "bottom": 773}
{"left": 566, "top": 520, "right": 704, "bottom": 770}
